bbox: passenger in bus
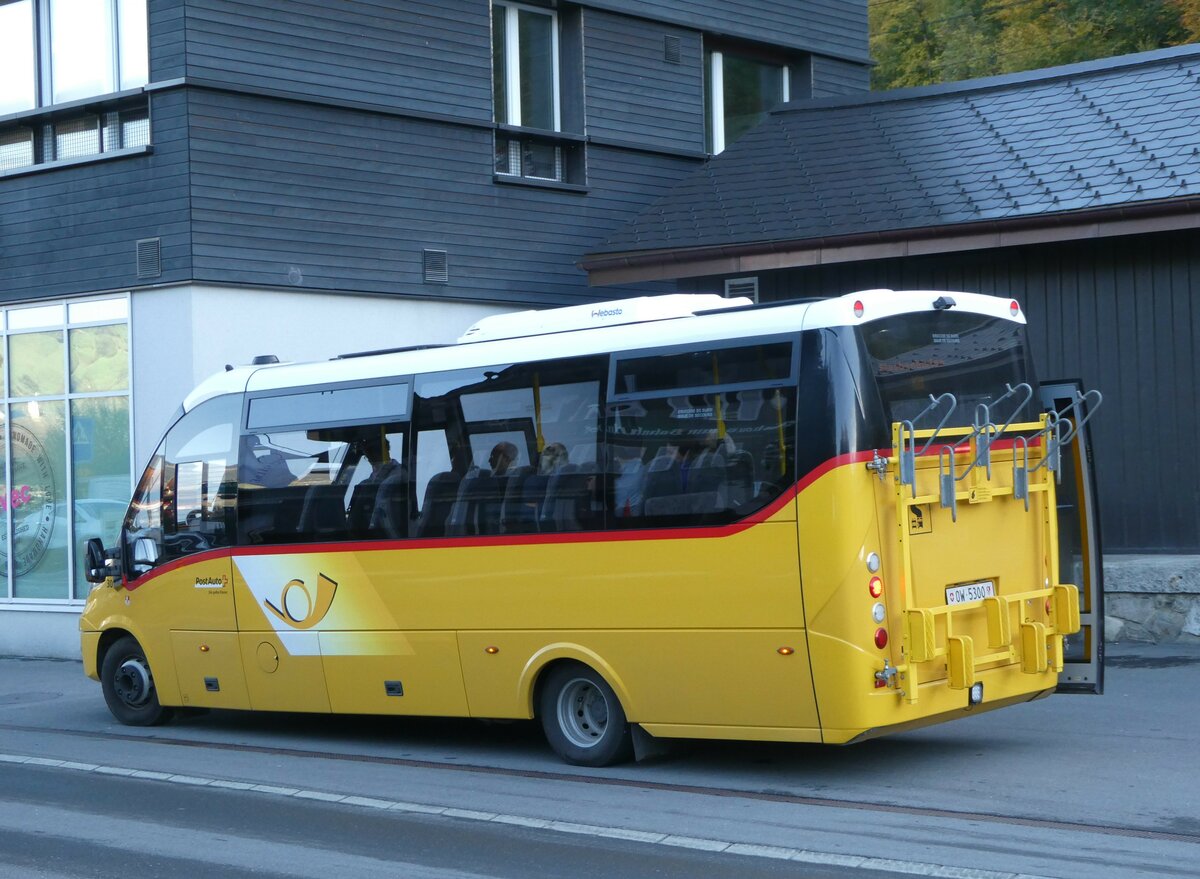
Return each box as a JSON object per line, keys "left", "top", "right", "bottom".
{"left": 347, "top": 434, "right": 402, "bottom": 537}
{"left": 612, "top": 445, "right": 646, "bottom": 518}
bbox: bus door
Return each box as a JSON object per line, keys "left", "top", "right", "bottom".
{"left": 1041, "top": 381, "right": 1103, "bottom": 694}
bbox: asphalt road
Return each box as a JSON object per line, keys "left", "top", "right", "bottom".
{"left": 0, "top": 642, "right": 1195, "bottom": 879}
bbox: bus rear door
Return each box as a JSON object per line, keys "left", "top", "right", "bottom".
{"left": 1041, "top": 380, "right": 1104, "bottom": 694}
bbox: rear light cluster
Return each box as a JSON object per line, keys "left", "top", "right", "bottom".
{"left": 868, "top": 555, "right": 888, "bottom": 652}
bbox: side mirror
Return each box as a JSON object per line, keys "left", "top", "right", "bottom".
{"left": 84, "top": 537, "right": 114, "bottom": 584}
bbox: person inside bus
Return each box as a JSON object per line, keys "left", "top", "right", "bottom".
{"left": 347, "top": 432, "right": 402, "bottom": 537}
{"left": 612, "top": 444, "right": 646, "bottom": 518}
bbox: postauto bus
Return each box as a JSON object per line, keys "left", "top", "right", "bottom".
{"left": 81, "top": 290, "right": 1103, "bottom": 766}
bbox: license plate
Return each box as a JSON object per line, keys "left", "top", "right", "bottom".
{"left": 945, "top": 580, "right": 996, "bottom": 605}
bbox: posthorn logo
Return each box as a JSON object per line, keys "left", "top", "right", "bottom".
{"left": 2, "top": 425, "right": 56, "bottom": 576}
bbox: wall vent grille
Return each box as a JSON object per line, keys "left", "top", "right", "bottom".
{"left": 664, "top": 35, "right": 681, "bottom": 64}
{"left": 423, "top": 249, "right": 449, "bottom": 284}
{"left": 136, "top": 237, "right": 161, "bottom": 279}
{"left": 724, "top": 276, "right": 759, "bottom": 303}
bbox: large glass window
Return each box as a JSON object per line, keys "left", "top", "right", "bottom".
{"left": 413, "top": 357, "right": 605, "bottom": 537}
{"left": 0, "top": 296, "right": 131, "bottom": 602}
{"left": 0, "top": 0, "right": 148, "bottom": 172}
{"left": 705, "top": 47, "right": 789, "bottom": 154}
{"left": 608, "top": 342, "right": 798, "bottom": 526}
{"left": 237, "top": 421, "right": 409, "bottom": 545}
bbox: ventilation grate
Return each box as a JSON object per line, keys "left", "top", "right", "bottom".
{"left": 724, "top": 276, "right": 759, "bottom": 303}
{"left": 136, "top": 237, "right": 161, "bottom": 279}
{"left": 423, "top": 248, "right": 449, "bottom": 284}
{"left": 664, "top": 35, "right": 681, "bottom": 64}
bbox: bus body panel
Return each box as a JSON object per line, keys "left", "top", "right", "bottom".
{"left": 238, "top": 631, "right": 331, "bottom": 713}
{"left": 458, "top": 628, "right": 818, "bottom": 728}
{"left": 169, "top": 630, "right": 252, "bottom": 709}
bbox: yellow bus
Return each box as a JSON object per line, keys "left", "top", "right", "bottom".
{"left": 80, "top": 290, "right": 1103, "bottom": 766}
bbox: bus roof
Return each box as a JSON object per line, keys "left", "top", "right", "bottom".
{"left": 183, "top": 289, "right": 1024, "bottom": 412}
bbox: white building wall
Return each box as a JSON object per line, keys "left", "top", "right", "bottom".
{"left": 2, "top": 285, "right": 513, "bottom": 660}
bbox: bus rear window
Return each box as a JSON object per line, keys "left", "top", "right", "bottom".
{"left": 858, "top": 312, "right": 1039, "bottom": 429}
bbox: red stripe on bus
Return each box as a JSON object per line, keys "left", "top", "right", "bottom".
{"left": 123, "top": 449, "right": 876, "bottom": 589}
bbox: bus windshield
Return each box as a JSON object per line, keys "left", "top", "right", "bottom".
{"left": 858, "top": 310, "right": 1040, "bottom": 430}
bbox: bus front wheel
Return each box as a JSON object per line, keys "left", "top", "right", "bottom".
{"left": 100, "top": 635, "right": 173, "bottom": 726}
{"left": 539, "top": 663, "right": 632, "bottom": 767}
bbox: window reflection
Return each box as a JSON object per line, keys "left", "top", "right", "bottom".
{"left": 0, "top": 1, "right": 36, "bottom": 115}
{"left": 50, "top": 0, "right": 116, "bottom": 104}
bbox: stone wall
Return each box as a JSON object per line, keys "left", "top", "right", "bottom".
{"left": 1104, "top": 555, "right": 1200, "bottom": 643}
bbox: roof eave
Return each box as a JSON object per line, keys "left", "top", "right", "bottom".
{"left": 582, "top": 196, "right": 1200, "bottom": 285}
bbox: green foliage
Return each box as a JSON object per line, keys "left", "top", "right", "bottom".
{"left": 870, "top": 0, "right": 1200, "bottom": 90}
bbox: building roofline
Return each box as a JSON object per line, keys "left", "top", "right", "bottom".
{"left": 581, "top": 195, "right": 1200, "bottom": 284}
{"left": 775, "top": 42, "right": 1200, "bottom": 115}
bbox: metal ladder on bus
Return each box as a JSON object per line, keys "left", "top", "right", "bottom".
{"left": 873, "top": 385, "right": 1102, "bottom": 703}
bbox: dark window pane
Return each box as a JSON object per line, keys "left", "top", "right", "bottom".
{"left": 521, "top": 140, "right": 562, "bottom": 180}
{"left": 722, "top": 54, "right": 784, "bottom": 146}
{"left": 615, "top": 342, "right": 793, "bottom": 396}
{"left": 859, "top": 313, "right": 1039, "bottom": 429}
{"left": 492, "top": 3, "right": 508, "bottom": 124}
{"left": 517, "top": 8, "right": 555, "bottom": 130}
{"left": 608, "top": 387, "right": 796, "bottom": 526}
{"left": 414, "top": 358, "right": 604, "bottom": 537}
{"left": 238, "top": 424, "right": 408, "bottom": 545}
{"left": 247, "top": 383, "right": 409, "bottom": 430}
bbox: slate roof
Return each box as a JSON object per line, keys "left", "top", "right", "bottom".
{"left": 588, "top": 44, "right": 1200, "bottom": 262}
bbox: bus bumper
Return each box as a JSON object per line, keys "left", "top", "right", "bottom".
{"left": 80, "top": 632, "right": 101, "bottom": 681}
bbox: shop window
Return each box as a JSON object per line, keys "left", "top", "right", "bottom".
{"left": 0, "top": 296, "right": 131, "bottom": 601}
{"left": 705, "top": 45, "right": 790, "bottom": 154}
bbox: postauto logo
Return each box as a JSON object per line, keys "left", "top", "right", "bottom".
{"left": 264, "top": 573, "right": 338, "bottom": 629}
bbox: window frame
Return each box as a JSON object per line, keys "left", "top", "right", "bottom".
{"left": 705, "top": 45, "right": 791, "bottom": 155}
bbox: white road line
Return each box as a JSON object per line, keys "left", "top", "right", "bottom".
{"left": 0, "top": 752, "right": 1059, "bottom": 879}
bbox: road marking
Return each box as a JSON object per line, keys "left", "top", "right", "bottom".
{"left": 0, "top": 751, "right": 1058, "bottom": 879}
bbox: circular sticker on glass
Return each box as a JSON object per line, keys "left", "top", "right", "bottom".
{"left": 2, "top": 425, "right": 57, "bottom": 575}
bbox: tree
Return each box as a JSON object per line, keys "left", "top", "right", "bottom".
{"left": 870, "top": 0, "right": 1198, "bottom": 89}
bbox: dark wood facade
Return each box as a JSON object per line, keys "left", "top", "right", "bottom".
{"left": 680, "top": 229, "right": 1200, "bottom": 553}
{"left": 0, "top": 0, "right": 870, "bottom": 308}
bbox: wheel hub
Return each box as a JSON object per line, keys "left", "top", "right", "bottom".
{"left": 557, "top": 677, "right": 609, "bottom": 749}
{"left": 113, "top": 658, "right": 152, "bottom": 707}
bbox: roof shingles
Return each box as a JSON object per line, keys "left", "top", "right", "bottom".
{"left": 594, "top": 45, "right": 1200, "bottom": 257}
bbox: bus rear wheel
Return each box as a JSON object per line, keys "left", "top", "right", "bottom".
{"left": 539, "top": 663, "right": 632, "bottom": 767}
{"left": 100, "top": 635, "right": 173, "bottom": 726}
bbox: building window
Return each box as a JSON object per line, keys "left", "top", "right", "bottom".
{"left": 492, "top": 1, "right": 583, "bottom": 185}
{"left": 0, "top": 296, "right": 133, "bottom": 603}
{"left": 0, "top": 0, "right": 148, "bottom": 172}
{"left": 705, "top": 47, "right": 790, "bottom": 155}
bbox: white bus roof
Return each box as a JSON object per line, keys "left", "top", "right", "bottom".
{"left": 184, "top": 289, "right": 1025, "bottom": 411}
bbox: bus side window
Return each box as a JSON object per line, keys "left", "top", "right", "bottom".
{"left": 607, "top": 343, "right": 797, "bottom": 528}
{"left": 238, "top": 425, "right": 408, "bottom": 545}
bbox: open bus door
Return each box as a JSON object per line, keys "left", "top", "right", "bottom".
{"left": 1041, "top": 380, "right": 1104, "bottom": 694}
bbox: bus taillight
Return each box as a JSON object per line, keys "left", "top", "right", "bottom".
{"left": 874, "top": 628, "right": 888, "bottom": 649}
{"left": 868, "top": 576, "right": 883, "bottom": 598}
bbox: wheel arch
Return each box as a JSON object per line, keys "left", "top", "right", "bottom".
{"left": 520, "top": 644, "right": 637, "bottom": 721}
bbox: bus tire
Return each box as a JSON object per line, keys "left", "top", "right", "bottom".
{"left": 539, "top": 663, "right": 632, "bottom": 767}
{"left": 100, "top": 635, "right": 173, "bottom": 726}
